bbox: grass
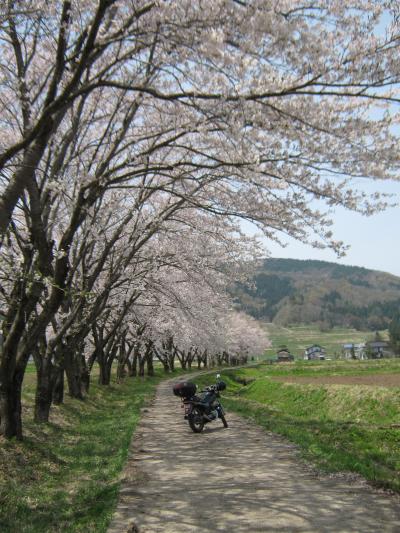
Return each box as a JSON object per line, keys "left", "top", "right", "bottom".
{"left": 193, "top": 359, "right": 400, "bottom": 492}
{"left": 2, "top": 355, "right": 399, "bottom": 531}
{"left": 0, "top": 367, "right": 183, "bottom": 533}
{"left": 263, "top": 323, "right": 389, "bottom": 359}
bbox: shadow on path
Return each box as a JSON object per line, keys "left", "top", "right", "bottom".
{"left": 108, "top": 379, "right": 400, "bottom": 532}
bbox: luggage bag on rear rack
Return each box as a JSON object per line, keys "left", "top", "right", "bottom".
{"left": 172, "top": 381, "right": 197, "bottom": 399}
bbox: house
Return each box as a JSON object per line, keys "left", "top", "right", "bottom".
{"left": 342, "top": 343, "right": 367, "bottom": 360}
{"left": 276, "top": 348, "right": 294, "bottom": 362}
{"left": 366, "top": 340, "right": 389, "bottom": 358}
{"left": 304, "top": 344, "right": 326, "bottom": 360}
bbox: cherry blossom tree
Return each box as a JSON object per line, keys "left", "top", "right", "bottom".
{"left": 215, "top": 312, "right": 270, "bottom": 366}
{"left": 1, "top": 1, "right": 400, "bottom": 239}
{"left": 2, "top": 1, "right": 400, "bottom": 438}
{"left": 121, "top": 217, "right": 268, "bottom": 373}
{"left": 31, "top": 196, "right": 260, "bottom": 421}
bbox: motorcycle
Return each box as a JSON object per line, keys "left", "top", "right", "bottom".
{"left": 173, "top": 374, "right": 228, "bottom": 433}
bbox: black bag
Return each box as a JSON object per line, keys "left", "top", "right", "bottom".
{"left": 172, "top": 381, "right": 197, "bottom": 398}
{"left": 217, "top": 380, "right": 226, "bottom": 391}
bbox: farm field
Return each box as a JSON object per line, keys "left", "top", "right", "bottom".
{"left": 263, "top": 323, "right": 389, "bottom": 359}
{"left": 273, "top": 373, "right": 400, "bottom": 387}
{"left": 195, "top": 358, "right": 400, "bottom": 492}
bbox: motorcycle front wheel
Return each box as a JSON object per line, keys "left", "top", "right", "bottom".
{"left": 220, "top": 413, "right": 228, "bottom": 428}
{"left": 188, "top": 407, "right": 204, "bottom": 433}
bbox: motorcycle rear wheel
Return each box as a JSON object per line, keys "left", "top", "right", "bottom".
{"left": 188, "top": 407, "right": 204, "bottom": 433}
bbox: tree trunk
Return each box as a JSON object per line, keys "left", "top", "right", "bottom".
{"left": 117, "top": 361, "right": 126, "bottom": 381}
{"left": 98, "top": 357, "right": 112, "bottom": 385}
{"left": 145, "top": 343, "right": 155, "bottom": 376}
{"left": 52, "top": 365, "right": 64, "bottom": 405}
{"left": 147, "top": 358, "right": 155, "bottom": 376}
{"left": 117, "top": 343, "right": 128, "bottom": 382}
{"left": 32, "top": 336, "right": 56, "bottom": 423}
{"left": 34, "top": 355, "right": 54, "bottom": 423}
{"left": 187, "top": 347, "right": 196, "bottom": 369}
{"left": 64, "top": 350, "right": 84, "bottom": 400}
{"left": 97, "top": 348, "right": 107, "bottom": 385}
{"left": 33, "top": 335, "right": 56, "bottom": 423}
{"left": 0, "top": 275, "right": 44, "bottom": 439}
{"left": 176, "top": 349, "right": 187, "bottom": 370}
{"left": 129, "top": 343, "right": 140, "bottom": 376}
{"left": 80, "top": 365, "right": 90, "bottom": 394}
{"left": 51, "top": 342, "right": 65, "bottom": 405}
{"left": 128, "top": 356, "right": 137, "bottom": 377}
{"left": 78, "top": 353, "right": 90, "bottom": 395}
{"left": 138, "top": 355, "right": 145, "bottom": 377}
{"left": 162, "top": 335, "right": 175, "bottom": 372}
{"left": 98, "top": 344, "right": 117, "bottom": 385}
{"left": 0, "top": 367, "right": 24, "bottom": 440}
{"left": 106, "top": 358, "right": 113, "bottom": 383}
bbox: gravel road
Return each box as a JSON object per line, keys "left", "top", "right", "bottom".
{"left": 108, "top": 378, "right": 400, "bottom": 532}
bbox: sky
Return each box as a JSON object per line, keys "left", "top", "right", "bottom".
{"left": 243, "top": 179, "right": 400, "bottom": 278}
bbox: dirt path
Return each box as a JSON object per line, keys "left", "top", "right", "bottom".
{"left": 108, "top": 379, "right": 400, "bottom": 533}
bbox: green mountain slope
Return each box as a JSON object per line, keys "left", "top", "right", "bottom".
{"left": 234, "top": 259, "right": 400, "bottom": 330}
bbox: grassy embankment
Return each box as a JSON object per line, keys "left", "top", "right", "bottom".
{"left": 195, "top": 358, "right": 400, "bottom": 492}
{"left": 263, "top": 323, "right": 389, "bottom": 359}
{"left": 0, "top": 365, "right": 184, "bottom": 533}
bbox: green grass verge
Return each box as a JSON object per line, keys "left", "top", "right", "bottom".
{"left": 0, "top": 370, "right": 172, "bottom": 533}
{"left": 193, "top": 360, "right": 400, "bottom": 492}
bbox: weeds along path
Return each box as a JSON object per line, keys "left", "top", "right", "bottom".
{"left": 108, "top": 378, "right": 400, "bottom": 533}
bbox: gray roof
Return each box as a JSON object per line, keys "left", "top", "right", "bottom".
{"left": 367, "top": 341, "right": 388, "bottom": 348}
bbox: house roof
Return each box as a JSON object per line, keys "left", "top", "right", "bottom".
{"left": 277, "top": 353, "right": 294, "bottom": 359}
{"left": 306, "top": 344, "right": 324, "bottom": 348}
{"left": 305, "top": 344, "right": 325, "bottom": 352}
{"left": 367, "top": 341, "right": 388, "bottom": 348}
{"left": 343, "top": 343, "right": 366, "bottom": 349}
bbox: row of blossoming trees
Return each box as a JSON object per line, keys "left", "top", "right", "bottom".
{"left": 1, "top": 1, "right": 400, "bottom": 439}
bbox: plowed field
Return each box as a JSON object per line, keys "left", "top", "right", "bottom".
{"left": 273, "top": 373, "right": 400, "bottom": 387}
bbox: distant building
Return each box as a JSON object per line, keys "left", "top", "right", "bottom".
{"left": 366, "top": 340, "right": 389, "bottom": 358}
{"left": 342, "top": 343, "right": 366, "bottom": 360}
{"left": 342, "top": 340, "right": 390, "bottom": 359}
{"left": 304, "top": 344, "right": 326, "bottom": 360}
{"left": 276, "top": 348, "right": 294, "bottom": 362}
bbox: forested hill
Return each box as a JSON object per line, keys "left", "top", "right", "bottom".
{"left": 233, "top": 258, "right": 400, "bottom": 330}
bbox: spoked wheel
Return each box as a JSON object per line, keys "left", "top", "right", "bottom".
{"left": 220, "top": 414, "right": 228, "bottom": 428}
{"left": 188, "top": 407, "right": 204, "bottom": 433}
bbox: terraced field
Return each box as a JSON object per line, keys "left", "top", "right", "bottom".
{"left": 263, "top": 323, "right": 389, "bottom": 359}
